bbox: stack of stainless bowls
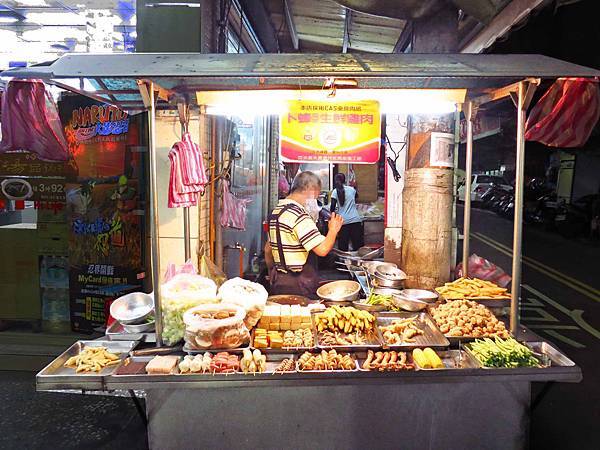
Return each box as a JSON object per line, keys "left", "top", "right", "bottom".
{"left": 109, "top": 292, "right": 155, "bottom": 332}
{"left": 372, "top": 263, "right": 407, "bottom": 289}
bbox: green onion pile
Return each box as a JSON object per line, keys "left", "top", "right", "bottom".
{"left": 469, "top": 337, "right": 540, "bottom": 368}
{"left": 366, "top": 293, "right": 402, "bottom": 312}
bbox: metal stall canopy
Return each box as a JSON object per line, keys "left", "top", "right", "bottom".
{"left": 3, "top": 52, "right": 600, "bottom": 345}
{"left": 3, "top": 53, "right": 600, "bottom": 111}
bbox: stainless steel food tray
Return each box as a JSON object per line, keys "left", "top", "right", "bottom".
{"left": 316, "top": 329, "right": 382, "bottom": 351}
{"left": 250, "top": 327, "right": 316, "bottom": 353}
{"left": 113, "top": 353, "right": 297, "bottom": 377}
{"left": 464, "top": 340, "right": 576, "bottom": 369}
{"left": 427, "top": 305, "right": 511, "bottom": 345}
{"left": 525, "top": 341, "right": 576, "bottom": 367}
{"left": 355, "top": 350, "right": 416, "bottom": 372}
{"left": 463, "top": 343, "right": 546, "bottom": 369}
{"left": 250, "top": 353, "right": 297, "bottom": 375}
{"left": 37, "top": 340, "right": 138, "bottom": 390}
{"left": 444, "top": 332, "right": 512, "bottom": 346}
{"left": 296, "top": 351, "right": 359, "bottom": 372}
{"left": 105, "top": 321, "right": 156, "bottom": 343}
{"left": 182, "top": 343, "right": 250, "bottom": 355}
{"left": 113, "top": 356, "right": 155, "bottom": 375}
{"left": 413, "top": 349, "right": 480, "bottom": 370}
{"left": 376, "top": 312, "right": 450, "bottom": 349}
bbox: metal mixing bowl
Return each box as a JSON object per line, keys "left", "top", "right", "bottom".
{"left": 352, "top": 300, "right": 386, "bottom": 312}
{"left": 122, "top": 320, "right": 155, "bottom": 333}
{"left": 390, "top": 293, "right": 430, "bottom": 312}
{"left": 360, "top": 260, "right": 393, "bottom": 275}
{"left": 317, "top": 280, "right": 360, "bottom": 302}
{"left": 372, "top": 274, "right": 405, "bottom": 289}
{"left": 374, "top": 265, "right": 407, "bottom": 281}
{"left": 110, "top": 292, "right": 154, "bottom": 325}
{"left": 400, "top": 289, "right": 439, "bottom": 304}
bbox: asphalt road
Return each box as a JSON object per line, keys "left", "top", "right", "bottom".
{"left": 459, "top": 205, "right": 600, "bottom": 450}
{"left": 0, "top": 370, "right": 147, "bottom": 450}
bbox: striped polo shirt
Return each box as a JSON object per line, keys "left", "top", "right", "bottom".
{"left": 268, "top": 199, "right": 326, "bottom": 273}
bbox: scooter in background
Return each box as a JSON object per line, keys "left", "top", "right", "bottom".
{"left": 555, "top": 194, "right": 598, "bottom": 239}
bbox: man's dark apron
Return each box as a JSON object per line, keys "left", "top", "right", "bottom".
{"left": 268, "top": 204, "right": 320, "bottom": 299}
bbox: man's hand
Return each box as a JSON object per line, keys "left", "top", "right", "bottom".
{"left": 313, "top": 212, "right": 345, "bottom": 257}
{"left": 328, "top": 212, "right": 344, "bottom": 234}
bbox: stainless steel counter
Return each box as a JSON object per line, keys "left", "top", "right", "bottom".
{"left": 35, "top": 330, "right": 582, "bottom": 450}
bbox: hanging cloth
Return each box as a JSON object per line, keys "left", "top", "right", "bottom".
{"left": 220, "top": 180, "right": 251, "bottom": 230}
{"left": 180, "top": 131, "right": 208, "bottom": 190}
{"left": 0, "top": 79, "right": 69, "bottom": 161}
{"left": 168, "top": 147, "right": 197, "bottom": 208}
{"left": 167, "top": 131, "right": 208, "bottom": 208}
{"left": 525, "top": 78, "right": 600, "bottom": 148}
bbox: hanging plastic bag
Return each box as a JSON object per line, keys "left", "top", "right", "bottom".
{"left": 0, "top": 80, "right": 69, "bottom": 161}
{"left": 455, "top": 254, "right": 511, "bottom": 288}
{"left": 525, "top": 78, "right": 600, "bottom": 148}
{"left": 163, "top": 259, "right": 197, "bottom": 283}
{"left": 199, "top": 254, "right": 227, "bottom": 287}
{"left": 220, "top": 180, "right": 252, "bottom": 230}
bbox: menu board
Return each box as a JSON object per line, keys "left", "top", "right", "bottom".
{"left": 280, "top": 100, "right": 381, "bottom": 164}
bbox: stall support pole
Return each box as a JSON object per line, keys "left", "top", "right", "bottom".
{"left": 462, "top": 101, "right": 474, "bottom": 276}
{"left": 510, "top": 81, "right": 536, "bottom": 335}
{"left": 183, "top": 208, "right": 191, "bottom": 260}
{"left": 214, "top": 117, "right": 224, "bottom": 270}
{"left": 182, "top": 119, "right": 191, "bottom": 261}
{"left": 178, "top": 104, "right": 192, "bottom": 261}
{"left": 143, "top": 81, "right": 164, "bottom": 346}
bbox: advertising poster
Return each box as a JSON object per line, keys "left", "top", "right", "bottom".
{"left": 0, "top": 152, "right": 67, "bottom": 208}
{"left": 429, "top": 132, "right": 455, "bottom": 168}
{"left": 280, "top": 100, "right": 381, "bottom": 164}
{"left": 59, "top": 95, "right": 146, "bottom": 332}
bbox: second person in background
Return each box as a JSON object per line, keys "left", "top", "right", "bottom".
{"left": 330, "top": 173, "right": 364, "bottom": 252}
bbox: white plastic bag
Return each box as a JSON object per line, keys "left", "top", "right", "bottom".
{"left": 183, "top": 303, "right": 250, "bottom": 350}
{"left": 218, "top": 278, "right": 268, "bottom": 328}
{"left": 161, "top": 273, "right": 218, "bottom": 345}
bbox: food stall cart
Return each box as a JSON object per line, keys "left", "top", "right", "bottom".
{"left": 4, "top": 53, "right": 599, "bottom": 450}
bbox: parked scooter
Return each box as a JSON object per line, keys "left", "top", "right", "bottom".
{"left": 555, "top": 194, "right": 599, "bottom": 238}
{"left": 480, "top": 183, "right": 514, "bottom": 212}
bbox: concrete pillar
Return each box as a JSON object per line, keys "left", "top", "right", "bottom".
{"left": 386, "top": 5, "right": 459, "bottom": 284}
{"left": 412, "top": 5, "right": 458, "bottom": 53}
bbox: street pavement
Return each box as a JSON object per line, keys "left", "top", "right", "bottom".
{"left": 459, "top": 205, "right": 600, "bottom": 450}
{"left": 0, "top": 370, "right": 147, "bottom": 449}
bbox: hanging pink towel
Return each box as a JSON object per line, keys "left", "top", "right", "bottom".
{"left": 168, "top": 148, "right": 197, "bottom": 208}
{"left": 0, "top": 79, "right": 69, "bottom": 161}
{"left": 167, "top": 132, "right": 208, "bottom": 208}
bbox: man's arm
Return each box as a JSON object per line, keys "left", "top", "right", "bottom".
{"left": 264, "top": 240, "right": 274, "bottom": 269}
{"left": 312, "top": 212, "right": 344, "bottom": 257}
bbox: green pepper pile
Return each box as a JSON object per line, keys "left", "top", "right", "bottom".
{"left": 366, "top": 293, "right": 402, "bottom": 312}
{"left": 469, "top": 337, "right": 540, "bottom": 368}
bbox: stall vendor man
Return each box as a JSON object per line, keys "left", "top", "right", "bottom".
{"left": 264, "top": 171, "right": 344, "bottom": 298}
